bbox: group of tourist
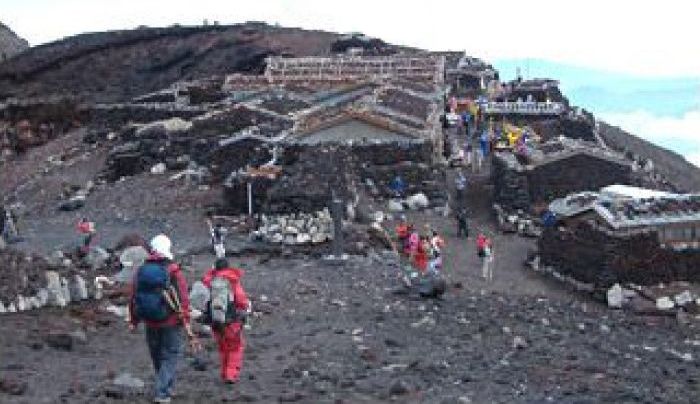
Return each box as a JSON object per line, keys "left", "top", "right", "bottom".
{"left": 394, "top": 215, "right": 495, "bottom": 282}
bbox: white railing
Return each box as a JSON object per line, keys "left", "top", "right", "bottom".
{"left": 483, "top": 101, "right": 564, "bottom": 115}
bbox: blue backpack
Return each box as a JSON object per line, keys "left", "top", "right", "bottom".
{"left": 135, "top": 261, "right": 173, "bottom": 322}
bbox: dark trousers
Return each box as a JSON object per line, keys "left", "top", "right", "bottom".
{"left": 145, "top": 326, "right": 183, "bottom": 399}
{"left": 457, "top": 219, "right": 469, "bottom": 238}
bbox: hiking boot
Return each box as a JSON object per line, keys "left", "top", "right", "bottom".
{"left": 153, "top": 397, "right": 171, "bottom": 404}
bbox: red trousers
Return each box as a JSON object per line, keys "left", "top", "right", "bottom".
{"left": 213, "top": 322, "right": 245, "bottom": 381}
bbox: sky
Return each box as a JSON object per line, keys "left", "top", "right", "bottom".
{"left": 2, "top": 0, "right": 699, "bottom": 166}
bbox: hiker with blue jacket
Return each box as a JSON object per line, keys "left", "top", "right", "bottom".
{"left": 128, "top": 234, "right": 192, "bottom": 404}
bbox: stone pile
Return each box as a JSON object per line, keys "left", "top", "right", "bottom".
{"left": 0, "top": 270, "right": 96, "bottom": 314}
{"left": 493, "top": 204, "right": 542, "bottom": 237}
{"left": 254, "top": 209, "right": 333, "bottom": 245}
{"left": 0, "top": 247, "right": 113, "bottom": 315}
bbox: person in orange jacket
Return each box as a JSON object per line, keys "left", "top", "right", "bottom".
{"left": 202, "top": 258, "right": 250, "bottom": 384}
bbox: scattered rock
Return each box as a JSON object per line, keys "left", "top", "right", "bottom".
{"left": 116, "top": 246, "right": 149, "bottom": 283}
{"left": 278, "top": 390, "right": 306, "bottom": 402}
{"left": 69, "top": 275, "right": 89, "bottom": 301}
{"left": 85, "top": 247, "right": 110, "bottom": 270}
{"left": 113, "top": 372, "right": 145, "bottom": 389}
{"left": 150, "top": 162, "right": 167, "bottom": 174}
{"left": 656, "top": 296, "right": 675, "bottom": 311}
{"left": 45, "top": 332, "right": 74, "bottom": 351}
{"left": 58, "top": 197, "right": 85, "bottom": 211}
{"left": 607, "top": 283, "right": 623, "bottom": 309}
{"left": 388, "top": 379, "right": 411, "bottom": 396}
{"left": 189, "top": 281, "right": 210, "bottom": 311}
{"left": 406, "top": 193, "right": 429, "bottom": 210}
{"left": 512, "top": 336, "right": 528, "bottom": 349}
{"left": 387, "top": 199, "right": 404, "bottom": 212}
{"left": 674, "top": 291, "right": 693, "bottom": 307}
{"left": 46, "top": 271, "right": 67, "bottom": 307}
{"left": 0, "top": 376, "right": 28, "bottom": 396}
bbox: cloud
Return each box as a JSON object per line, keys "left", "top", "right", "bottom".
{"left": 4, "top": 0, "right": 700, "bottom": 76}
{"left": 599, "top": 108, "right": 700, "bottom": 168}
{"left": 687, "top": 152, "right": 700, "bottom": 168}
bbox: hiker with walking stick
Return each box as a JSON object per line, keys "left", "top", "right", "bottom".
{"left": 129, "top": 234, "right": 194, "bottom": 403}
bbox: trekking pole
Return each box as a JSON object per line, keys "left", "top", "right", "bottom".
{"left": 163, "top": 288, "right": 202, "bottom": 353}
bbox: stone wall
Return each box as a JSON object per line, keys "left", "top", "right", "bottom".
{"left": 492, "top": 154, "right": 531, "bottom": 212}
{"left": 493, "top": 152, "right": 632, "bottom": 212}
{"left": 539, "top": 222, "right": 700, "bottom": 287}
{"left": 224, "top": 141, "right": 446, "bottom": 215}
{"left": 527, "top": 154, "right": 632, "bottom": 205}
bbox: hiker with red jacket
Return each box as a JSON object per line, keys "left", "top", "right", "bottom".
{"left": 202, "top": 258, "right": 250, "bottom": 384}
{"left": 128, "top": 234, "right": 191, "bottom": 404}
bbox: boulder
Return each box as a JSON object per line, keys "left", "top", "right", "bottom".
{"left": 16, "top": 295, "right": 27, "bottom": 311}
{"left": 46, "top": 271, "right": 67, "bottom": 307}
{"left": 512, "top": 335, "right": 528, "bottom": 349}
{"left": 150, "top": 162, "right": 167, "bottom": 174}
{"left": 606, "top": 283, "right": 624, "bottom": 309}
{"left": 70, "top": 275, "right": 89, "bottom": 301}
{"left": 116, "top": 246, "right": 148, "bottom": 283}
{"left": 58, "top": 197, "right": 85, "bottom": 211}
{"left": 387, "top": 199, "right": 404, "bottom": 212}
{"left": 60, "top": 277, "right": 72, "bottom": 305}
{"left": 189, "top": 281, "right": 210, "bottom": 311}
{"left": 406, "top": 193, "right": 429, "bottom": 210}
{"left": 656, "top": 296, "right": 675, "bottom": 310}
{"left": 388, "top": 379, "right": 411, "bottom": 396}
{"left": 674, "top": 291, "right": 694, "bottom": 307}
{"left": 113, "top": 372, "right": 145, "bottom": 390}
{"left": 45, "top": 332, "right": 74, "bottom": 351}
{"left": 85, "top": 247, "right": 110, "bottom": 270}
{"left": 36, "top": 289, "right": 49, "bottom": 306}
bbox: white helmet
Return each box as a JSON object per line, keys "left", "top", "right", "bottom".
{"left": 150, "top": 234, "right": 173, "bottom": 260}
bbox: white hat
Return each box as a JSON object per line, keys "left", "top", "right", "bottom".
{"left": 150, "top": 234, "right": 173, "bottom": 260}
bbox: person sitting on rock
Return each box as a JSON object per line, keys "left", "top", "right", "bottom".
{"left": 201, "top": 258, "right": 250, "bottom": 385}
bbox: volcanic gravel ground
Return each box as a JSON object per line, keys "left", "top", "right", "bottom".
{"left": 1, "top": 255, "right": 699, "bottom": 403}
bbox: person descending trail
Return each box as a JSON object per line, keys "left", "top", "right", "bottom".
{"left": 456, "top": 208, "right": 469, "bottom": 238}
{"left": 202, "top": 258, "right": 250, "bottom": 384}
{"left": 477, "top": 233, "right": 494, "bottom": 281}
{"left": 428, "top": 230, "right": 445, "bottom": 275}
{"left": 129, "top": 234, "right": 193, "bottom": 404}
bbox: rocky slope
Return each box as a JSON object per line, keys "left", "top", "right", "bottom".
{"left": 598, "top": 121, "right": 700, "bottom": 192}
{"left": 0, "top": 23, "right": 396, "bottom": 103}
{"left": 0, "top": 23, "right": 29, "bottom": 62}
